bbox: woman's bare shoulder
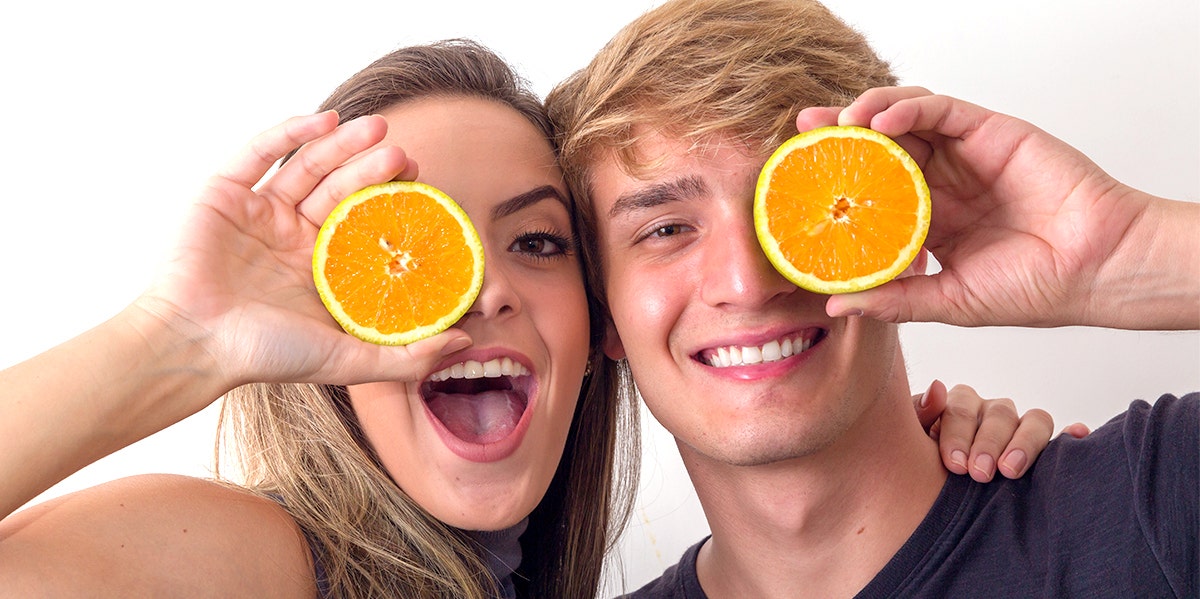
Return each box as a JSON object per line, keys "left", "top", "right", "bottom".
{"left": 0, "top": 473, "right": 316, "bottom": 598}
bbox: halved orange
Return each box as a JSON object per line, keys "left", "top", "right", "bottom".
{"left": 754, "top": 126, "right": 930, "bottom": 294}
{"left": 313, "top": 181, "right": 484, "bottom": 345}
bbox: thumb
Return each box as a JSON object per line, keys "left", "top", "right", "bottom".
{"left": 826, "top": 249, "right": 931, "bottom": 323}
{"left": 349, "top": 330, "right": 473, "bottom": 384}
{"left": 825, "top": 278, "right": 915, "bottom": 322}
{"left": 826, "top": 271, "right": 956, "bottom": 324}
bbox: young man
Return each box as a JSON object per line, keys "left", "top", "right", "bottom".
{"left": 545, "top": 0, "right": 1199, "bottom": 596}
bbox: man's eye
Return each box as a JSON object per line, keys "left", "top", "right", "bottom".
{"left": 643, "top": 223, "right": 692, "bottom": 240}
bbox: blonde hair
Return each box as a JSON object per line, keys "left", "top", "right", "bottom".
{"left": 218, "top": 40, "right": 640, "bottom": 598}
{"left": 546, "top": 0, "right": 897, "bottom": 304}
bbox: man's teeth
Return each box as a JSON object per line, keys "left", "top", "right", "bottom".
{"left": 706, "top": 336, "right": 814, "bottom": 368}
{"left": 428, "top": 358, "right": 530, "bottom": 382}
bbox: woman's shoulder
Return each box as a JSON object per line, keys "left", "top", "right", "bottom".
{"left": 0, "top": 473, "right": 316, "bottom": 598}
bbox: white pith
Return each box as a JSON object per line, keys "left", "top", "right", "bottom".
{"left": 428, "top": 357, "right": 531, "bottom": 382}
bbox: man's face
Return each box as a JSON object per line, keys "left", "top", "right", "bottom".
{"left": 588, "top": 132, "right": 901, "bottom": 467}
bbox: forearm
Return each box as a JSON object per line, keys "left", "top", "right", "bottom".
{"left": 0, "top": 304, "right": 231, "bottom": 518}
{"left": 1087, "top": 193, "right": 1200, "bottom": 330}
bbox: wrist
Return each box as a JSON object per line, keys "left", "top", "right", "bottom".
{"left": 1087, "top": 191, "right": 1200, "bottom": 330}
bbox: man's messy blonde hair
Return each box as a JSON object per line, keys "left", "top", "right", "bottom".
{"left": 547, "top": 0, "right": 897, "bottom": 298}
{"left": 551, "top": 0, "right": 896, "bottom": 173}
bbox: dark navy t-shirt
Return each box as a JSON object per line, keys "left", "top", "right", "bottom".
{"left": 623, "top": 394, "right": 1199, "bottom": 598}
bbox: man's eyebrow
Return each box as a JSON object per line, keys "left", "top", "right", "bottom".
{"left": 607, "top": 175, "right": 707, "bottom": 219}
{"left": 491, "top": 185, "right": 568, "bottom": 220}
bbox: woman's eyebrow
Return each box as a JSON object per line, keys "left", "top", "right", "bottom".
{"left": 491, "top": 185, "right": 568, "bottom": 220}
{"left": 606, "top": 175, "right": 706, "bottom": 219}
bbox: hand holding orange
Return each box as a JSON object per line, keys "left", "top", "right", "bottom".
{"left": 754, "top": 126, "right": 930, "bottom": 295}
{"left": 313, "top": 181, "right": 484, "bottom": 345}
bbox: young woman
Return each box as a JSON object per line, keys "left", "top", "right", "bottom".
{"left": 0, "top": 40, "right": 1066, "bottom": 598}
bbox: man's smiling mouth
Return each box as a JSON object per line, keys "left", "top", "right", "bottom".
{"left": 696, "top": 328, "right": 827, "bottom": 368}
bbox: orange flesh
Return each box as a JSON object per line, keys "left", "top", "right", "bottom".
{"left": 763, "top": 136, "right": 922, "bottom": 282}
{"left": 322, "top": 191, "right": 475, "bottom": 334}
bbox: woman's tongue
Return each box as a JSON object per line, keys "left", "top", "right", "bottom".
{"left": 426, "top": 389, "right": 526, "bottom": 445}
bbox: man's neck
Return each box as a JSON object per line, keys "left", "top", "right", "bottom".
{"left": 682, "top": 389, "right": 948, "bottom": 599}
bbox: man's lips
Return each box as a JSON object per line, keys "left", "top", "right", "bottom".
{"left": 694, "top": 327, "right": 827, "bottom": 368}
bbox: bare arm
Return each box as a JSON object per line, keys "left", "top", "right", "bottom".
{"left": 0, "top": 112, "right": 470, "bottom": 520}
{"left": 0, "top": 475, "right": 315, "bottom": 597}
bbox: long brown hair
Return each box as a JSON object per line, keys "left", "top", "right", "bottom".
{"left": 218, "top": 39, "right": 639, "bottom": 598}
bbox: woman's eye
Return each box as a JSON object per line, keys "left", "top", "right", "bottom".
{"left": 509, "top": 232, "right": 574, "bottom": 258}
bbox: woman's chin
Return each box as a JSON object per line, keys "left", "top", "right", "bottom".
{"left": 429, "top": 493, "right": 537, "bottom": 532}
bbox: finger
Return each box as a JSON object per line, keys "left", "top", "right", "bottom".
{"left": 825, "top": 275, "right": 925, "bottom": 323}
{"left": 794, "top": 106, "right": 842, "bottom": 132}
{"left": 863, "top": 94, "right": 993, "bottom": 144}
{"left": 913, "top": 379, "right": 947, "bottom": 432}
{"left": 825, "top": 271, "right": 974, "bottom": 325}
{"left": 215, "top": 111, "right": 340, "bottom": 190}
{"left": 258, "top": 114, "right": 392, "bottom": 206}
{"left": 935, "top": 383, "right": 984, "bottom": 476}
{"left": 997, "top": 408, "right": 1055, "bottom": 479}
{"left": 964, "top": 397, "right": 1021, "bottom": 482}
{"left": 837, "top": 86, "right": 934, "bottom": 128}
{"left": 927, "top": 418, "right": 942, "bottom": 442}
{"left": 1059, "top": 422, "right": 1091, "bottom": 439}
{"left": 295, "top": 146, "right": 418, "bottom": 227}
{"left": 326, "top": 329, "right": 473, "bottom": 386}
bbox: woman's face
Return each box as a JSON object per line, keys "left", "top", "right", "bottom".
{"left": 346, "top": 96, "right": 590, "bottom": 531}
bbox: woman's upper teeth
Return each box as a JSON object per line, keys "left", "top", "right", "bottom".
{"left": 429, "top": 357, "right": 530, "bottom": 382}
{"left": 706, "top": 336, "right": 814, "bottom": 368}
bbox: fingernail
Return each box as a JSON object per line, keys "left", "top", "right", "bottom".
{"left": 918, "top": 380, "right": 937, "bottom": 408}
{"left": 1001, "top": 449, "right": 1027, "bottom": 476}
{"left": 950, "top": 450, "right": 968, "bottom": 470}
{"left": 829, "top": 306, "right": 864, "bottom": 318}
{"left": 441, "top": 336, "right": 472, "bottom": 356}
{"left": 972, "top": 453, "right": 995, "bottom": 479}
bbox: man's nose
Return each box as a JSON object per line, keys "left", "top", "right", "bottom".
{"left": 699, "top": 215, "right": 796, "bottom": 309}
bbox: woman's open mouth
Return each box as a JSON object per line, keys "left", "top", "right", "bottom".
{"left": 421, "top": 358, "right": 534, "bottom": 447}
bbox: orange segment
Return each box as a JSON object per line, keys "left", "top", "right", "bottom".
{"left": 754, "top": 126, "right": 930, "bottom": 294}
{"left": 313, "top": 181, "right": 484, "bottom": 345}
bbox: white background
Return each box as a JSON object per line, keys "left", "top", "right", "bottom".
{"left": 1, "top": 0, "right": 1196, "bottom": 593}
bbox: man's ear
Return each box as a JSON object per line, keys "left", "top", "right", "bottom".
{"left": 602, "top": 318, "right": 626, "bottom": 360}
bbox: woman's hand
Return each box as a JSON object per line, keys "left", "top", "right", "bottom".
{"left": 796, "top": 87, "right": 1199, "bottom": 330}
{"left": 914, "top": 380, "right": 1089, "bottom": 481}
{"left": 0, "top": 114, "right": 472, "bottom": 518}
{"left": 136, "top": 112, "right": 471, "bottom": 390}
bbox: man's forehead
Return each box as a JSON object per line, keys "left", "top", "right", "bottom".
{"left": 586, "top": 132, "right": 762, "bottom": 208}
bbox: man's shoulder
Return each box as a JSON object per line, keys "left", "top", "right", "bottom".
{"left": 621, "top": 537, "right": 708, "bottom": 599}
{"left": 870, "top": 393, "right": 1198, "bottom": 598}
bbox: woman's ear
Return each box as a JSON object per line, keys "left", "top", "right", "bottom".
{"left": 602, "top": 319, "right": 626, "bottom": 360}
